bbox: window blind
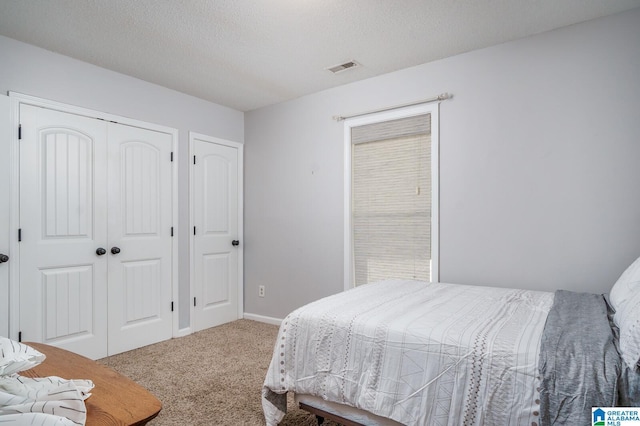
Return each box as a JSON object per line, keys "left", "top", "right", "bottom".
{"left": 351, "top": 114, "right": 431, "bottom": 286}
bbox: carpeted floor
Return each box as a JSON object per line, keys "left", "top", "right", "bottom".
{"left": 98, "top": 319, "right": 339, "bottom": 426}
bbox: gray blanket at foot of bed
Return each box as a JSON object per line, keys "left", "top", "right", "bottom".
{"left": 539, "top": 290, "right": 620, "bottom": 425}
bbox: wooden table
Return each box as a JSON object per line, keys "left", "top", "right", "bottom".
{"left": 22, "top": 343, "right": 162, "bottom": 425}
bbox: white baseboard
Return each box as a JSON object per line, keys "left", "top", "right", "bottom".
{"left": 174, "top": 327, "right": 192, "bottom": 338}
{"left": 243, "top": 312, "right": 283, "bottom": 326}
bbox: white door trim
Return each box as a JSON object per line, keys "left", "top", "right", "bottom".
{"left": 8, "top": 91, "right": 180, "bottom": 341}
{"left": 342, "top": 103, "right": 440, "bottom": 291}
{"left": 189, "top": 132, "right": 244, "bottom": 329}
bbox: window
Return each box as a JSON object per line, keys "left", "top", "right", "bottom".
{"left": 344, "top": 104, "right": 439, "bottom": 288}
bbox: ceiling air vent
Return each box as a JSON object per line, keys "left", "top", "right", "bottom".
{"left": 326, "top": 60, "right": 360, "bottom": 74}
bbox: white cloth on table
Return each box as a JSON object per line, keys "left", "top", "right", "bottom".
{"left": 0, "top": 337, "right": 46, "bottom": 376}
{"left": 0, "top": 337, "right": 94, "bottom": 426}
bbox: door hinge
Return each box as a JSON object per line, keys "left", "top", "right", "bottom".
{"left": 193, "top": 155, "right": 196, "bottom": 165}
{"left": 18, "top": 331, "right": 22, "bottom": 342}
{"left": 18, "top": 229, "right": 22, "bottom": 242}
{"left": 193, "top": 226, "right": 196, "bottom": 236}
{"left": 193, "top": 297, "right": 197, "bottom": 307}
{"left": 18, "top": 124, "right": 22, "bottom": 140}
{"left": 171, "top": 226, "right": 174, "bottom": 237}
{"left": 171, "top": 301, "right": 174, "bottom": 312}
{"left": 170, "top": 152, "right": 174, "bottom": 162}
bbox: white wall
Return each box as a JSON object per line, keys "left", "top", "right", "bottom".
{"left": 244, "top": 8, "right": 640, "bottom": 319}
{"left": 0, "top": 35, "right": 244, "bottom": 330}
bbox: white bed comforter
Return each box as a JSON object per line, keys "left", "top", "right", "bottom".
{"left": 262, "top": 280, "right": 554, "bottom": 426}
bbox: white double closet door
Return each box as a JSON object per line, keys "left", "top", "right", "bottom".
{"left": 19, "top": 104, "right": 173, "bottom": 360}
{"left": 0, "top": 95, "right": 10, "bottom": 338}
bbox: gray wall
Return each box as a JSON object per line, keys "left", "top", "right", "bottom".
{"left": 0, "top": 35, "right": 244, "bottom": 330}
{"left": 244, "top": 9, "right": 640, "bottom": 319}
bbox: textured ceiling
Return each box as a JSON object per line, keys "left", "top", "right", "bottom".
{"left": 0, "top": 0, "right": 639, "bottom": 112}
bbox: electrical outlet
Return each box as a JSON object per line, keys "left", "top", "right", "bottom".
{"left": 258, "top": 285, "right": 265, "bottom": 297}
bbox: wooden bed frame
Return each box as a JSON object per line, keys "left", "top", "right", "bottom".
{"left": 300, "top": 402, "right": 364, "bottom": 426}
{"left": 296, "top": 394, "right": 403, "bottom": 426}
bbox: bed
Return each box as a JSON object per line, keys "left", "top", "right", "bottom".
{"left": 262, "top": 256, "right": 640, "bottom": 426}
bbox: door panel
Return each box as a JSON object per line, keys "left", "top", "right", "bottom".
{"left": 107, "top": 122, "right": 172, "bottom": 355}
{"left": 193, "top": 139, "right": 239, "bottom": 331}
{"left": 122, "top": 259, "right": 161, "bottom": 323}
{"left": 42, "top": 265, "right": 93, "bottom": 340}
{"left": 19, "top": 104, "right": 108, "bottom": 359}
{"left": 43, "top": 130, "right": 93, "bottom": 238}
{"left": 203, "top": 254, "right": 229, "bottom": 305}
{"left": 122, "top": 142, "right": 160, "bottom": 235}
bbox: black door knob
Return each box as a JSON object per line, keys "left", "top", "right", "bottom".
{"left": 0, "top": 254, "right": 8, "bottom": 263}
{"left": 96, "top": 248, "right": 106, "bottom": 256}
{"left": 111, "top": 247, "right": 121, "bottom": 255}
{"left": 232, "top": 240, "right": 240, "bottom": 246}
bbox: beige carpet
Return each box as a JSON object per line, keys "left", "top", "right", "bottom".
{"left": 98, "top": 319, "right": 339, "bottom": 426}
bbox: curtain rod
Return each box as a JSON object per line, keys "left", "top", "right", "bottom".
{"left": 332, "top": 92, "right": 452, "bottom": 122}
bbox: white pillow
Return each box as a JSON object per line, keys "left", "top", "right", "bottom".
{"left": 617, "top": 291, "right": 640, "bottom": 371}
{"left": 609, "top": 255, "right": 640, "bottom": 313}
{"left": 0, "top": 337, "right": 46, "bottom": 376}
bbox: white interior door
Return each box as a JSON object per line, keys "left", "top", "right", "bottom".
{"left": 0, "top": 95, "right": 11, "bottom": 337}
{"left": 107, "top": 122, "right": 173, "bottom": 355}
{"left": 19, "top": 104, "right": 109, "bottom": 359}
{"left": 192, "top": 135, "right": 241, "bottom": 332}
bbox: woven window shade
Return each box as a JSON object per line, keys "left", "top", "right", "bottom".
{"left": 351, "top": 114, "right": 431, "bottom": 286}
